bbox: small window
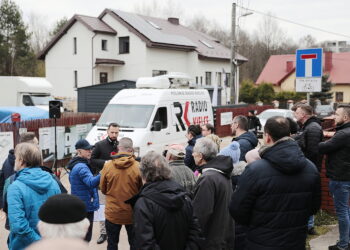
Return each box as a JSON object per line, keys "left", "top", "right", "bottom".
{"left": 216, "top": 72, "right": 222, "bottom": 86}
{"left": 195, "top": 77, "right": 198, "bottom": 84}
{"left": 205, "top": 72, "right": 212, "bottom": 85}
{"left": 200, "top": 76, "right": 203, "bottom": 85}
{"left": 73, "top": 37, "right": 77, "bottom": 54}
{"left": 225, "top": 73, "right": 230, "bottom": 87}
{"left": 336, "top": 92, "right": 343, "bottom": 102}
{"left": 100, "top": 72, "right": 108, "bottom": 83}
{"left": 119, "top": 37, "right": 130, "bottom": 54}
{"left": 152, "top": 70, "right": 167, "bottom": 77}
{"left": 152, "top": 107, "right": 168, "bottom": 129}
{"left": 74, "top": 70, "right": 78, "bottom": 88}
{"left": 102, "top": 40, "right": 107, "bottom": 51}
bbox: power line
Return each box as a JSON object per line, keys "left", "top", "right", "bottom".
{"left": 236, "top": 4, "right": 350, "bottom": 39}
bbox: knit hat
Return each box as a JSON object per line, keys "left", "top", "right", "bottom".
{"left": 218, "top": 141, "right": 240, "bottom": 164}
{"left": 39, "top": 194, "right": 87, "bottom": 224}
{"left": 167, "top": 144, "right": 185, "bottom": 158}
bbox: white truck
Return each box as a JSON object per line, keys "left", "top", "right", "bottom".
{"left": 0, "top": 76, "right": 55, "bottom": 110}
{"left": 86, "top": 74, "right": 214, "bottom": 156}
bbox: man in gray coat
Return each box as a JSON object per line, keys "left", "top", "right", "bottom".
{"left": 165, "top": 144, "right": 196, "bottom": 193}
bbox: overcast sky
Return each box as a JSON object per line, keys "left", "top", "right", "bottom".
{"left": 12, "top": 0, "right": 350, "bottom": 43}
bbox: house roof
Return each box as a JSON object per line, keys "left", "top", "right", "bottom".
{"left": 256, "top": 52, "right": 350, "bottom": 85}
{"left": 100, "top": 9, "right": 247, "bottom": 62}
{"left": 38, "top": 15, "right": 117, "bottom": 60}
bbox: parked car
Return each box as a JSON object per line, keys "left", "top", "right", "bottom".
{"left": 257, "top": 109, "right": 295, "bottom": 137}
{"left": 315, "top": 105, "right": 334, "bottom": 119}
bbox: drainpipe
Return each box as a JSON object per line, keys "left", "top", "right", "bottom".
{"left": 91, "top": 33, "right": 97, "bottom": 85}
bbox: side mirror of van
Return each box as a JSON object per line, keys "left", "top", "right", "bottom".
{"left": 152, "top": 121, "right": 162, "bottom": 131}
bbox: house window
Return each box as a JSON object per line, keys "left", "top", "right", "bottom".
{"left": 119, "top": 37, "right": 130, "bottom": 54}
{"left": 225, "top": 73, "right": 230, "bottom": 87}
{"left": 100, "top": 72, "right": 108, "bottom": 83}
{"left": 200, "top": 76, "right": 203, "bottom": 85}
{"left": 74, "top": 70, "right": 78, "bottom": 88}
{"left": 195, "top": 77, "right": 198, "bottom": 84}
{"left": 102, "top": 40, "right": 107, "bottom": 51}
{"left": 73, "top": 37, "right": 77, "bottom": 54}
{"left": 205, "top": 72, "right": 212, "bottom": 85}
{"left": 152, "top": 70, "right": 167, "bottom": 77}
{"left": 216, "top": 72, "right": 222, "bottom": 86}
{"left": 336, "top": 92, "right": 344, "bottom": 102}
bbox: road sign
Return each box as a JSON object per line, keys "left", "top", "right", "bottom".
{"left": 295, "top": 48, "right": 323, "bottom": 92}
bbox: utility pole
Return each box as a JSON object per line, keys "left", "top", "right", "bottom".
{"left": 230, "top": 2, "right": 236, "bottom": 104}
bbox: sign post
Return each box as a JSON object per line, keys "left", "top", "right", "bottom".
{"left": 295, "top": 48, "right": 323, "bottom": 104}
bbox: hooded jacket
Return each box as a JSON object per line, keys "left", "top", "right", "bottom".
{"left": 192, "top": 155, "right": 235, "bottom": 250}
{"left": 233, "top": 131, "right": 258, "bottom": 161}
{"left": 230, "top": 138, "right": 321, "bottom": 250}
{"left": 293, "top": 116, "right": 323, "bottom": 170}
{"left": 0, "top": 149, "right": 15, "bottom": 208}
{"left": 185, "top": 135, "right": 202, "bottom": 170}
{"left": 68, "top": 156, "right": 100, "bottom": 212}
{"left": 128, "top": 180, "right": 203, "bottom": 250}
{"left": 7, "top": 167, "right": 61, "bottom": 250}
{"left": 100, "top": 152, "right": 142, "bottom": 225}
{"left": 319, "top": 122, "right": 350, "bottom": 181}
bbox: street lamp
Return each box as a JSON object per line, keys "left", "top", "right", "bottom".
{"left": 230, "top": 3, "right": 253, "bottom": 104}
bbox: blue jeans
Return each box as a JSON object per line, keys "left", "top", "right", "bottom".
{"left": 329, "top": 180, "right": 350, "bottom": 249}
{"left": 308, "top": 215, "right": 314, "bottom": 229}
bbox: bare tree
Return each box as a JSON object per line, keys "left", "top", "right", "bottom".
{"left": 299, "top": 34, "right": 318, "bottom": 49}
{"left": 27, "top": 12, "right": 49, "bottom": 54}
{"left": 134, "top": 0, "right": 183, "bottom": 18}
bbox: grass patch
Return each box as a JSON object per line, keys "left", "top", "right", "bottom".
{"left": 306, "top": 210, "right": 337, "bottom": 250}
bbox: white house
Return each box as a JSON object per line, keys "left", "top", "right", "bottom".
{"left": 39, "top": 9, "right": 248, "bottom": 103}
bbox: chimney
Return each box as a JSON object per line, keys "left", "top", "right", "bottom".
{"left": 325, "top": 51, "right": 333, "bottom": 72}
{"left": 286, "top": 61, "right": 294, "bottom": 72}
{"left": 168, "top": 17, "right": 179, "bottom": 25}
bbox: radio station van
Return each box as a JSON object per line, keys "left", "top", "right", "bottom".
{"left": 85, "top": 73, "right": 214, "bottom": 156}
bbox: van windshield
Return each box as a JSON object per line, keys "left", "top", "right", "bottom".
{"left": 97, "top": 104, "right": 155, "bottom": 128}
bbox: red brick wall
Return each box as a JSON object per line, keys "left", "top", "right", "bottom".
{"left": 215, "top": 105, "right": 273, "bottom": 137}
{"left": 320, "top": 157, "right": 334, "bottom": 214}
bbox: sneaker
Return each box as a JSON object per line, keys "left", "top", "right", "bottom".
{"left": 328, "top": 244, "right": 349, "bottom": 250}
{"left": 308, "top": 227, "right": 318, "bottom": 235}
{"left": 97, "top": 234, "right": 107, "bottom": 244}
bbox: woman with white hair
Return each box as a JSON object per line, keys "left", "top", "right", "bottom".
{"left": 37, "top": 194, "right": 90, "bottom": 239}
{"left": 127, "top": 151, "right": 202, "bottom": 250}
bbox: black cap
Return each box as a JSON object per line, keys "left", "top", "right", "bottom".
{"left": 75, "top": 139, "right": 93, "bottom": 150}
{"left": 39, "top": 194, "right": 87, "bottom": 224}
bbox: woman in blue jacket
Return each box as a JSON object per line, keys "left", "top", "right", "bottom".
{"left": 68, "top": 139, "right": 101, "bottom": 242}
{"left": 7, "top": 143, "right": 60, "bottom": 250}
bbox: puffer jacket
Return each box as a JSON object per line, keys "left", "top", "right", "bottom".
{"left": 68, "top": 156, "right": 100, "bottom": 212}
{"left": 7, "top": 167, "right": 61, "bottom": 250}
{"left": 0, "top": 149, "right": 15, "bottom": 208}
{"left": 185, "top": 135, "right": 202, "bottom": 170}
{"left": 230, "top": 138, "right": 321, "bottom": 250}
{"left": 127, "top": 180, "right": 203, "bottom": 250}
{"left": 319, "top": 122, "right": 350, "bottom": 181}
{"left": 293, "top": 116, "right": 323, "bottom": 170}
{"left": 100, "top": 152, "right": 142, "bottom": 225}
{"left": 233, "top": 131, "right": 258, "bottom": 161}
{"left": 193, "top": 155, "right": 235, "bottom": 250}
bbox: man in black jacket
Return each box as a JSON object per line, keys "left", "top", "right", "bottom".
{"left": 128, "top": 151, "right": 202, "bottom": 250}
{"left": 230, "top": 116, "right": 320, "bottom": 250}
{"left": 293, "top": 104, "right": 323, "bottom": 235}
{"left": 247, "top": 110, "right": 261, "bottom": 135}
{"left": 90, "top": 122, "right": 119, "bottom": 244}
{"left": 319, "top": 105, "right": 350, "bottom": 250}
{"left": 192, "top": 138, "right": 234, "bottom": 250}
{"left": 231, "top": 115, "right": 258, "bottom": 162}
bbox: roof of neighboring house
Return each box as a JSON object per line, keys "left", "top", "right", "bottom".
{"left": 38, "top": 15, "right": 117, "bottom": 59}
{"left": 99, "top": 9, "right": 247, "bottom": 62}
{"left": 256, "top": 52, "right": 350, "bottom": 85}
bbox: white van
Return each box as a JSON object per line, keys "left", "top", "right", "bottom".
{"left": 86, "top": 74, "right": 213, "bottom": 156}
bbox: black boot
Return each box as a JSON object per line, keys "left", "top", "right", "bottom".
{"left": 97, "top": 234, "right": 107, "bottom": 244}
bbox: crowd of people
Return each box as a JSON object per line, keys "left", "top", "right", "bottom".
{"left": 0, "top": 104, "right": 350, "bottom": 250}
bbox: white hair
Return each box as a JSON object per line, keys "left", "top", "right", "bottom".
{"left": 37, "top": 219, "right": 89, "bottom": 239}
{"left": 193, "top": 138, "right": 218, "bottom": 161}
